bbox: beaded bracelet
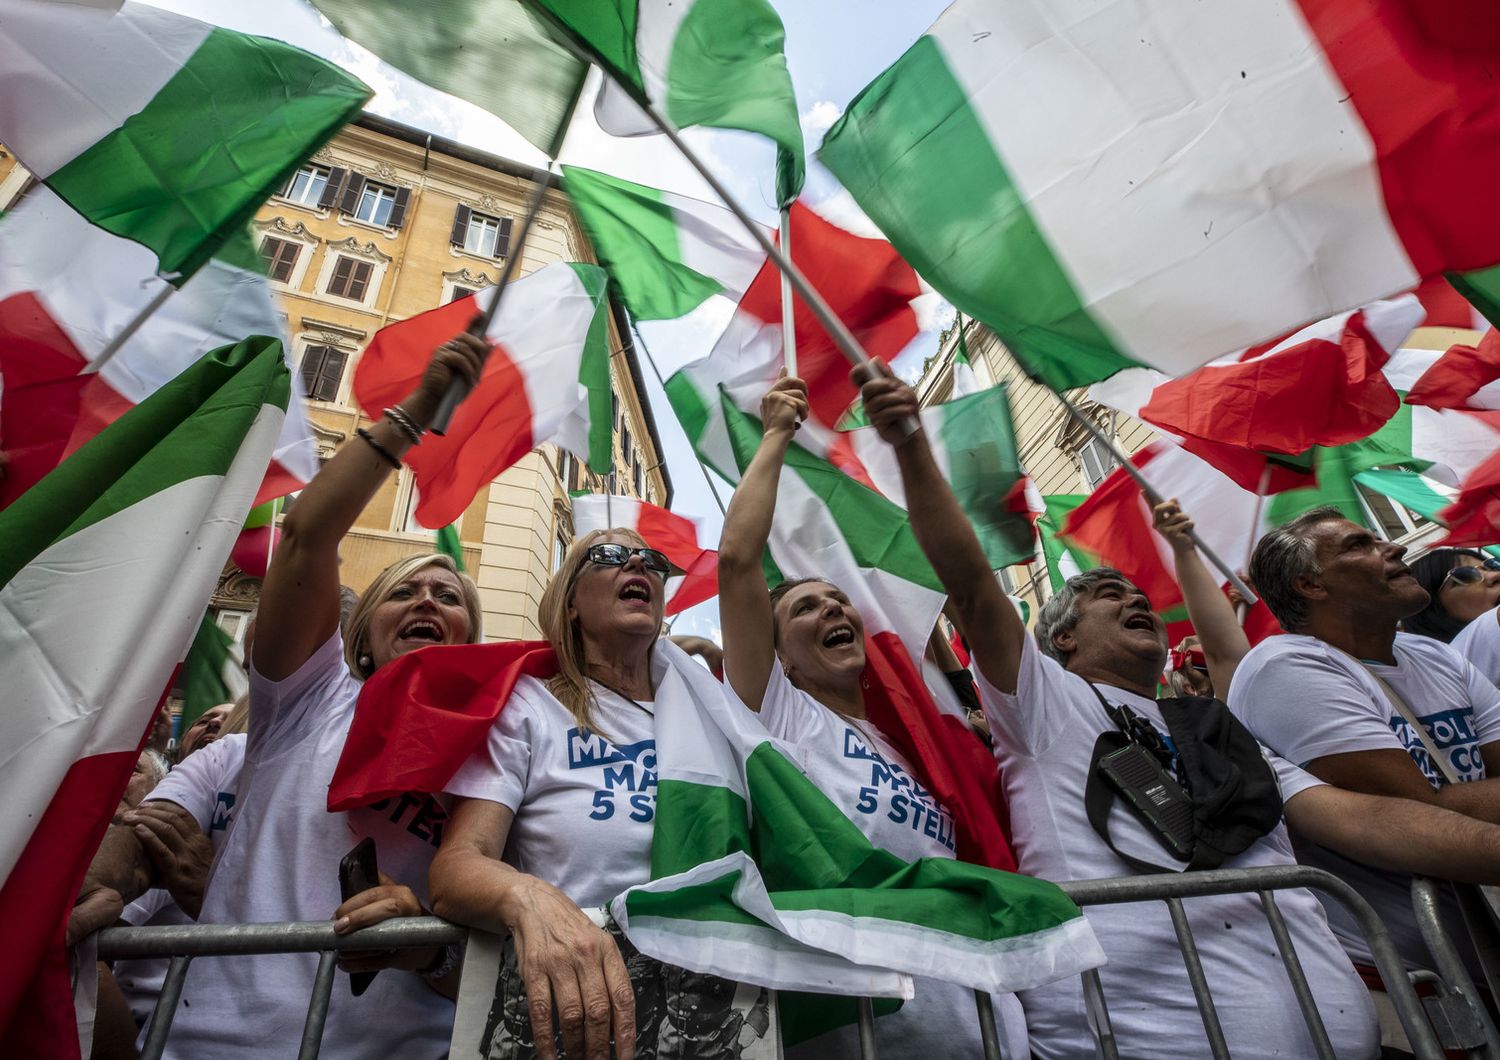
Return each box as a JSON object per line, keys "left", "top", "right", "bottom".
{"left": 355, "top": 427, "right": 401, "bottom": 470}
{"left": 383, "top": 405, "right": 424, "bottom": 446}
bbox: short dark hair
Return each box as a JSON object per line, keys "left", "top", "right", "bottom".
{"left": 1404, "top": 548, "right": 1487, "bottom": 642}
{"left": 1249, "top": 506, "right": 1344, "bottom": 633}
{"left": 1034, "top": 567, "right": 1135, "bottom": 663}
{"left": 767, "top": 577, "right": 838, "bottom": 648}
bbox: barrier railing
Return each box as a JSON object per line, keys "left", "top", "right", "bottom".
{"left": 1411, "top": 877, "right": 1500, "bottom": 1057}
{"left": 98, "top": 865, "right": 1481, "bottom": 1060}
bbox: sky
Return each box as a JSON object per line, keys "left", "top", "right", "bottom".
{"left": 145, "top": 0, "right": 955, "bottom": 641}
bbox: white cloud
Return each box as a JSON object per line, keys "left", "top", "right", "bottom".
{"left": 800, "top": 100, "right": 843, "bottom": 144}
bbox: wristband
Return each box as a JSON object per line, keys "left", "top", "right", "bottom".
{"left": 384, "top": 405, "right": 424, "bottom": 446}
{"left": 355, "top": 427, "right": 402, "bottom": 470}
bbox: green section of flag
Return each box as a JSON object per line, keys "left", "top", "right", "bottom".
{"left": 936, "top": 385, "right": 1035, "bottom": 569}
{"left": 435, "top": 524, "right": 467, "bottom": 572}
{"left": 0, "top": 337, "right": 291, "bottom": 588}
{"left": 820, "top": 35, "right": 1135, "bottom": 390}
{"left": 1447, "top": 265, "right": 1500, "bottom": 330}
{"left": 566, "top": 263, "right": 617, "bottom": 473}
{"left": 312, "top": 0, "right": 585, "bottom": 156}
{"left": 1038, "top": 494, "right": 1092, "bottom": 593}
{"left": 563, "top": 166, "right": 724, "bottom": 320}
{"left": 1353, "top": 468, "right": 1453, "bottom": 522}
{"left": 180, "top": 613, "right": 240, "bottom": 730}
{"left": 48, "top": 28, "right": 369, "bottom": 282}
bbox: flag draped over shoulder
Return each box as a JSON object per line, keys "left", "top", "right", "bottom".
{"left": 0, "top": 337, "right": 292, "bottom": 1055}
{"left": 0, "top": 189, "right": 318, "bottom": 511}
{"left": 329, "top": 640, "right": 1103, "bottom": 1007}
{"left": 571, "top": 494, "right": 719, "bottom": 615}
{"left": 310, "top": 0, "right": 586, "bottom": 157}
{"left": 821, "top": 0, "right": 1500, "bottom": 390}
{"left": 533, "top": 0, "right": 805, "bottom": 201}
{"left": 0, "top": 0, "right": 370, "bottom": 281}
{"left": 353, "top": 262, "right": 613, "bottom": 529}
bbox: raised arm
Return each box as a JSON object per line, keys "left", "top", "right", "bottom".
{"left": 858, "top": 364, "right": 1026, "bottom": 693}
{"left": 1151, "top": 498, "right": 1249, "bottom": 696}
{"left": 254, "top": 333, "right": 488, "bottom": 680}
{"left": 717, "top": 376, "right": 809, "bottom": 712}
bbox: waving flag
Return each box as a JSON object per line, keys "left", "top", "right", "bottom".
{"left": 0, "top": 189, "right": 317, "bottom": 511}
{"left": 0, "top": 338, "right": 290, "bottom": 1055}
{"left": 533, "top": 0, "right": 804, "bottom": 201}
{"left": 821, "top": 0, "right": 1500, "bottom": 390}
{"left": 0, "top": 0, "right": 369, "bottom": 280}
{"left": 571, "top": 494, "right": 719, "bottom": 615}
{"left": 353, "top": 263, "right": 612, "bottom": 529}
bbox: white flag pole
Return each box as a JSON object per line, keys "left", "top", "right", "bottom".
{"left": 779, "top": 206, "right": 797, "bottom": 378}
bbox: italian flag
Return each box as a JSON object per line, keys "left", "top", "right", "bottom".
{"left": 179, "top": 614, "right": 248, "bottom": 732}
{"left": 0, "top": 0, "right": 369, "bottom": 280}
{"left": 0, "top": 188, "right": 318, "bottom": 511}
{"left": 1037, "top": 494, "right": 1094, "bottom": 594}
{"left": 0, "top": 337, "right": 291, "bottom": 1054}
{"left": 821, "top": 0, "right": 1500, "bottom": 390}
{"left": 353, "top": 262, "right": 614, "bottom": 529}
{"left": 565, "top": 166, "right": 924, "bottom": 431}
{"left": 571, "top": 494, "right": 719, "bottom": 616}
{"left": 535, "top": 0, "right": 804, "bottom": 200}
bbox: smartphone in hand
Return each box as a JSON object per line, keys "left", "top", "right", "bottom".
{"left": 338, "top": 837, "right": 380, "bottom": 997}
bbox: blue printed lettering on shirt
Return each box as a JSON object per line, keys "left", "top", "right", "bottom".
{"left": 1389, "top": 707, "right": 1487, "bottom": 785}
{"left": 568, "top": 727, "right": 656, "bottom": 824}
{"left": 842, "top": 728, "right": 956, "bottom": 853}
{"left": 208, "top": 791, "right": 235, "bottom": 834}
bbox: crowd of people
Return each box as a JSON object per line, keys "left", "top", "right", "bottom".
{"left": 68, "top": 335, "right": 1500, "bottom": 1060}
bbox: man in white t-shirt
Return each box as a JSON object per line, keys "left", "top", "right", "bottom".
{"left": 856, "top": 366, "right": 1500, "bottom": 1059}
{"left": 1232, "top": 508, "right": 1500, "bottom": 979}
{"left": 1455, "top": 604, "right": 1500, "bottom": 687}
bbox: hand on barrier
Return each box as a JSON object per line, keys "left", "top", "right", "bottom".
{"left": 67, "top": 880, "right": 124, "bottom": 947}
{"left": 507, "top": 876, "right": 636, "bottom": 1060}
{"left": 332, "top": 871, "right": 437, "bottom": 974}
{"left": 125, "top": 801, "right": 213, "bottom": 920}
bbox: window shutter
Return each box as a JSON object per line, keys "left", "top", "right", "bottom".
{"left": 347, "top": 261, "right": 372, "bottom": 302}
{"left": 449, "top": 204, "right": 472, "bottom": 246}
{"left": 495, "top": 217, "right": 514, "bottom": 259}
{"left": 317, "top": 167, "right": 347, "bottom": 210}
{"left": 338, "top": 172, "right": 367, "bottom": 214}
{"left": 328, "top": 256, "right": 353, "bottom": 296}
{"left": 314, "top": 346, "right": 349, "bottom": 402}
{"left": 300, "top": 345, "right": 328, "bottom": 396}
{"left": 387, "top": 187, "right": 411, "bottom": 230}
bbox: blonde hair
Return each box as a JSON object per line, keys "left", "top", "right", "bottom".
{"left": 538, "top": 527, "right": 653, "bottom": 733}
{"left": 344, "top": 553, "right": 483, "bottom": 679}
{"left": 221, "top": 693, "right": 250, "bottom": 737}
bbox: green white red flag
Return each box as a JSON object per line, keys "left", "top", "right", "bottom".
{"left": 0, "top": 337, "right": 291, "bottom": 1055}
{"left": 352, "top": 263, "right": 613, "bottom": 529}
{"left": 821, "top": 0, "right": 1500, "bottom": 390}
{"left": 0, "top": 0, "right": 369, "bottom": 280}
{"left": 571, "top": 494, "right": 720, "bottom": 615}
{"left": 179, "top": 613, "right": 248, "bottom": 732}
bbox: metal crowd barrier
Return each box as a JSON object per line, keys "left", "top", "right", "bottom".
{"left": 99, "top": 865, "right": 1490, "bottom": 1060}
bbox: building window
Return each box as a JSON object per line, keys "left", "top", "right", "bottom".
{"left": 281, "top": 164, "right": 331, "bottom": 207}
{"left": 448, "top": 285, "right": 478, "bottom": 304}
{"left": 611, "top": 390, "right": 620, "bottom": 429}
{"left": 1078, "top": 435, "right": 1117, "bottom": 490}
{"left": 1356, "top": 484, "right": 1428, "bottom": 541}
{"left": 449, "top": 205, "right": 512, "bottom": 259}
{"left": 399, "top": 475, "right": 427, "bottom": 532}
{"left": 326, "top": 256, "right": 373, "bottom": 301}
{"left": 213, "top": 608, "right": 253, "bottom": 646}
{"left": 259, "top": 236, "right": 300, "bottom": 283}
{"left": 633, "top": 460, "right": 644, "bottom": 498}
{"left": 300, "top": 344, "right": 348, "bottom": 403}
{"left": 620, "top": 423, "right": 632, "bottom": 465}
{"left": 353, "top": 181, "right": 399, "bottom": 227}
{"left": 553, "top": 532, "right": 569, "bottom": 573}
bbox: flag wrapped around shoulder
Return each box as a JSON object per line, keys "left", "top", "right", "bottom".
{"left": 0, "top": 188, "right": 318, "bottom": 511}
{"left": 821, "top": 0, "right": 1500, "bottom": 390}
{"left": 0, "top": 336, "right": 292, "bottom": 1054}
{"left": 0, "top": 0, "right": 370, "bottom": 280}
{"left": 572, "top": 494, "right": 720, "bottom": 615}
{"left": 533, "top": 0, "right": 805, "bottom": 202}
{"left": 353, "top": 262, "right": 613, "bottom": 529}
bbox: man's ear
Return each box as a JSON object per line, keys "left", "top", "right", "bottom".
{"left": 1052, "top": 629, "right": 1077, "bottom": 658}
{"left": 1293, "top": 571, "right": 1328, "bottom": 604}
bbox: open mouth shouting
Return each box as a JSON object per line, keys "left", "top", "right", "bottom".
{"left": 1122, "top": 611, "right": 1157, "bottom": 634}
{"left": 821, "top": 624, "right": 858, "bottom": 650}
{"left": 619, "top": 577, "right": 654, "bottom": 607}
{"left": 398, "top": 618, "right": 445, "bottom": 645}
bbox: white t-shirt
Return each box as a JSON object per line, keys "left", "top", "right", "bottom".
{"left": 148, "top": 634, "right": 454, "bottom": 1060}
{"left": 446, "top": 667, "right": 661, "bottom": 909}
{"left": 977, "top": 635, "right": 1376, "bottom": 1060}
{"left": 1454, "top": 607, "right": 1500, "bottom": 688}
{"left": 740, "top": 666, "right": 1030, "bottom": 1060}
{"left": 1229, "top": 632, "right": 1500, "bottom": 971}
{"left": 115, "top": 735, "right": 246, "bottom": 1026}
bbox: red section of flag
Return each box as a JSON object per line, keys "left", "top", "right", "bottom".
{"left": 736, "top": 202, "right": 921, "bottom": 429}
{"left": 1413, "top": 275, "right": 1480, "bottom": 329}
{"left": 824, "top": 431, "right": 880, "bottom": 491}
{"left": 0, "top": 747, "right": 139, "bottom": 1057}
{"left": 861, "top": 632, "right": 1014, "bottom": 872}
{"left": 1405, "top": 329, "right": 1500, "bottom": 410}
{"left": 353, "top": 295, "right": 534, "bottom": 530}
{"left": 1061, "top": 449, "right": 1183, "bottom": 613}
{"left": 1175, "top": 437, "right": 1315, "bottom": 495}
{"left": 634, "top": 501, "right": 719, "bottom": 615}
{"left": 1139, "top": 312, "right": 1399, "bottom": 456}
{"left": 231, "top": 524, "right": 280, "bottom": 579}
{"left": 1294, "top": 0, "right": 1500, "bottom": 274}
{"left": 1438, "top": 448, "right": 1500, "bottom": 547}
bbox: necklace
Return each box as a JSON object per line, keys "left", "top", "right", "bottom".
{"left": 588, "top": 676, "right": 655, "bottom": 715}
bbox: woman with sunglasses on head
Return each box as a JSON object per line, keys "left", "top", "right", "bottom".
{"left": 715, "top": 374, "right": 1030, "bottom": 1060}
{"left": 1406, "top": 549, "right": 1500, "bottom": 680}
{"left": 431, "top": 530, "right": 765, "bottom": 1060}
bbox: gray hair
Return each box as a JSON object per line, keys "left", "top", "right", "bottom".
{"left": 140, "top": 748, "right": 171, "bottom": 790}
{"left": 1035, "top": 567, "right": 1133, "bottom": 663}
{"left": 1249, "top": 506, "right": 1342, "bottom": 633}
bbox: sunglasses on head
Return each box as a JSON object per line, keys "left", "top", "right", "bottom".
{"left": 1443, "top": 557, "right": 1500, "bottom": 587}
{"left": 585, "top": 543, "right": 671, "bottom": 576}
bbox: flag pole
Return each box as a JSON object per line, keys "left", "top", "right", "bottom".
{"left": 429, "top": 161, "right": 557, "bottom": 435}
{"left": 1237, "top": 464, "right": 1273, "bottom": 624}
{"left": 778, "top": 206, "right": 797, "bottom": 378}
{"left": 1050, "top": 387, "right": 1259, "bottom": 604}
{"left": 84, "top": 280, "right": 175, "bottom": 375}
{"left": 627, "top": 319, "right": 728, "bottom": 516}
